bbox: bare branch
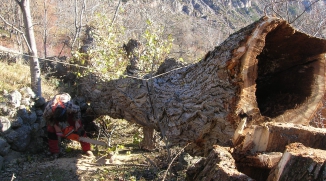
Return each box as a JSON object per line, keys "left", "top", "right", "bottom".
{"left": 111, "top": 0, "right": 121, "bottom": 27}
{"left": 290, "top": 0, "right": 320, "bottom": 24}
{"left": 0, "top": 14, "right": 24, "bottom": 34}
{"left": 0, "top": 14, "right": 31, "bottom": 52}
{"left": 313, "top": 19, "right": 326, "bottom": 37}
{"left": 71, "top": 0, "right": 86, "bottom": 49}
{"left": 162, "top": 143, "right": 190, "bottom": 181}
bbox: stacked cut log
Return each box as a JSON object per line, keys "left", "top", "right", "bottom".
{"left": 78, "top": 16, "right": 326, "bottom": 180}
{"left": 232, "top": 122, "right": 326, "bottom": 180}
{"left": 267, "top": 143, "right": 326, "bottom": 181}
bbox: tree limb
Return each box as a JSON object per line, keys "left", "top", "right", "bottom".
{"left": 162, "top": 143, "right": 190, "bottom": 181}
{"left": 111, "top": 0, "right": 121, "bottom": 27}
{"left": 289, "top": 0, "right": 320, "bottom": 24}
{"left": 0, "top": 14, "right": 32, "bottom": 52}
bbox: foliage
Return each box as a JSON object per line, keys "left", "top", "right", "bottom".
{"left": 132, "top": 131, "right": 142, "bottom": 145}
{"left": 71, "top": 15, "right": 174, "bottom": 79}
{"left": 71, "top": 13, "right": 128, "bottom": 80}
{"left": 136, "top": 19, "right": 173, "bottom": 75}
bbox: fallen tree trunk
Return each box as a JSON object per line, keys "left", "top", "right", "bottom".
{"left": 78, "top": 16, "right": 326, "bottom": 155}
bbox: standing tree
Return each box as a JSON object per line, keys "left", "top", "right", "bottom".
{"left": 15, "top": 0, "right": 41, "bottom": 96}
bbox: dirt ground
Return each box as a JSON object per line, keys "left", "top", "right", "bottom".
{"left": 1, "top": 148, "right": 160, "bottom": 181}
{"left": 0, "top": 120, "right": 188, "bottom": 181}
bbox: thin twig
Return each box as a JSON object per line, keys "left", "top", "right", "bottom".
{"left": 10, "top": 173, "right": 16, "bottom": 181}
{"left": 111, "top": 0, "right": 121, "bottom": 27}
{"left": 289, "top": 0, "right": 320, "bottom": 24}
{"left": 90, "top": 163, "right": 148, "bottom": 167}
{"left": 142, "top": 153, "right": 158, "bottom": 170}
{"left": 0, "top": 15, "right": 23, "bottom": 34}
{"left": 271, "top": 2, "right": 283, "bottom": 19}
{"left": 0, "top": 15, "right": 32, "bottom": 52}
{"left": 94, "top": 154, "right": 108, "bottom": 163}
{"left": 162, "top": 143, "right": 190, "bottom": 181}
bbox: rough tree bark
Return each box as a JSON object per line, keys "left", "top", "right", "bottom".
{"left": 78, "top": 16, "right": 326, "bottom": 155}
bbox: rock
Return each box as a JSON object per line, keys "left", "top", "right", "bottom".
{"left": 79, "top": 102, "right": 88, "bottom": 112}
{"left": 37, "top": 117, "right": 46, "bottom": 128}
{"left": 4, "top": 130, "right": 18, "bottom": 143}
{"left": 35, "top": 108, "right": 44, "bottom": 117}
{"left": 26, "top": 137, "right": 45, "bottom": 153}
{"left": 17, "top": 108, "right": 37, "bottom": 125}
{"left": 0, "top": 116, "right": 11, "bottom": 132}
{"left": 0, "top": 137, "right": 11, "bottom": 156}
{"left": 34, "top": 96, "right": 46, "bottom": 107}
{"left": 0, "top": 155, "right": 3, "bottom": 169}
{"left": 7, "top": 108, "right": 16, "bottom": 118}
{"left": 30, "top": 122, "right": 45, "bottom": 138}
{"left": 7, "top": 90, "right": 22, "bottom": 108}
{"left": 21, "top": 98, "right": 31, "bottom": 106}
{"left": 10, "top": 125, "right": 31, "bottom": 152}
{"left": 10, "top": 117, "right": 23, "bottom": 128}
{"left": 3, "top": 150, "right": 21, "bottom": 164}
{"left": 31, "top": 123, "right": 40, "bottom": 132}
{"left": 19, "top": 87, "right": 36, "bottom": 99}
{"left": 179, "top": 152, "right": 202, "bottom": 169}
{"left": 0, "top": 102, "right": 9, "bottom": 116}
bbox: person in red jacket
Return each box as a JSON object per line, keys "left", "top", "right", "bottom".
{"left": 43, "top": 93, "right": 94, "bottom": 158}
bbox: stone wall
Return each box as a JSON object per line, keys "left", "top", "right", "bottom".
{"left": 0, "top": 87, "right": 47, "bottom": 169}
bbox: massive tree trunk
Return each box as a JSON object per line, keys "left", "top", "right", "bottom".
{"left": 78, "top": 16, "right": 326, "bottom": 155}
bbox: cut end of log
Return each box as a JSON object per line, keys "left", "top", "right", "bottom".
{"left": 267, "top": 143, "right": 326, "bottom": 181}
{"left": 236, "top": 17, "right": 326, "bottom": 126}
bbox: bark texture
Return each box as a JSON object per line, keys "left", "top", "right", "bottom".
{"left": 78, "top": 16, "right": 326, "bottom": 155}
{"left": 186, "top": 145, "right": 254, "bottom": 181}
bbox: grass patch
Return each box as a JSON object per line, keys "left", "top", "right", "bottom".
{"left": 0, "top": 61, "right": 60, "bottom": 101}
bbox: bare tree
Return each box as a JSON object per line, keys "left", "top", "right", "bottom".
{"left": 43, "top": 0, "right": 48, "bottom": 58}
{"left": 71, "top": 0, "right": 86, "bottom": 50}
{"left": 15, "top": 0, "right": 41, "bottom": 96}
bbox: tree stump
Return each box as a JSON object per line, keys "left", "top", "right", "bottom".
{"left": 78, "top": 16, "right": 326, "bottom": 155}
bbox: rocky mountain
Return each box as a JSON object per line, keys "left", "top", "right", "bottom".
{"left": 127, "top": 0, "right": 325, "bottom": 62}
{"left": 0, "top": 0, "right": 325, "bottom": 63}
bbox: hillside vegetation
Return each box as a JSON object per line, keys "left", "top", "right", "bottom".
{"left": 0, "top": 61, "right": 60, "bottom": 101}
